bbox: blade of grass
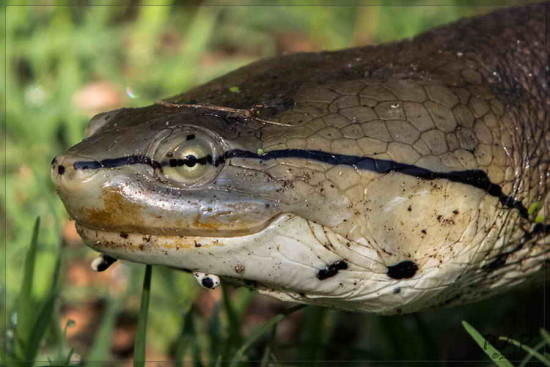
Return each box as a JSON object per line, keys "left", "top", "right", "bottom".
{"left": 207, "top": 302, "right": 222, "bottom": 363}
{"left": 62, "top": 348, "right": 75, "bottom": 367}
{"left": 462, "top": 321, "right": 513, "bottom": 367}
{"left": 173, "top": 313, "right": 187, "bottom": 367}
{"left": 49, "top": 247, "right": 71, "bottom": 365}
{"left": 259, "top": 322, "right": 277, "bottom": 367}
{"left": 191, "top": 320, "right": 203, "bottom": 367}
{"left": 11, "top": 218, "right": 64, "bottom": 366}
{"left": 499, "top": 336, "right": 550, "bottom": 366}
{"left": 221, "top": 285, "right": 242, "bottom": 361}
{"left": 300, "top": 306, "right": 328, "bottom": 365}
{"left": 173, "top": 303, "right": 195, "bottom": 367}
{"left": 57, "top": 318, "right": 76, "bottom": 364}
{"left": 33, "top": 240, "right": 64, "bottom": 364}
{"left": 51, "top": 313, "right": 75, "bottom": 364}
{"left": 133, "top": 265, "right": 153, "bottom": 367}
{"left": 229, "top": 305, "right": 304, "bottom": 367}
{"left": 519, "top": 340, "right": 547, "bottom": 367}
{"left": 13, "top": 217, "right": 40, "bottom": 366}
{"left": 183, "top": 306, "right": 203, "bottom": 367}
{"left": 86, "top": 297, "right": 121, "bottom": 366}
{"left": 26, "top": 291, "right": 57, "bottom": 362}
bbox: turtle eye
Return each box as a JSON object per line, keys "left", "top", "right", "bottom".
{"left": 153, "top": 129, "right": 222, "bottom": 187}
{"left": 163, "top": 141, "right": 211, "bottom": 183}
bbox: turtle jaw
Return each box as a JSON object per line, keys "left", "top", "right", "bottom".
{"left": 76, "top": 221, "right": 235, "bottom": 257}
{"left": 75, "top": 214, "right": 362, "bottom": 302}
{"left": 75, "top": 215, "right": 314, "bottom": 281}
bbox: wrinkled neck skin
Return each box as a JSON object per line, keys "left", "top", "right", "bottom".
{"left": 53, "top": 4, "right": 549, "bottom": 314}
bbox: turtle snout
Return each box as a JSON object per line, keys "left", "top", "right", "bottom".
{"left": 50, "top": 154, "right": 99, "bottom": 192}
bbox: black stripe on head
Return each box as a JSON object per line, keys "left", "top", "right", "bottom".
{"left": 73, "top": 155, "right": 162, "bottom": 170}
{"left": 72, "top": 154, "right": 211, "bottom": 170}
{"left": 72, "top": 148, "right": 529, "bottom": 218}
{"left": 224, "top": 149, "right": 529, "bottom": 218}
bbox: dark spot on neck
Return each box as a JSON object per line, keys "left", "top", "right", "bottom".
{"left": 57, "top": 165, "right": 65, "bottom": 175}
{"left": 387, "top": 260, "right": 418, "bottom": 279}
{"left": 317, "top": 260, "right": 348, "bottom": 280}
{"left": 119, "top": 232, "right": 128, "bottom": 239}
{"left": 96, "top": 255, "right": 117, "bottom": 272}
{"left": 202, "top": 277, "right": 214, "bottom": 289}
{"left": 186, "top": 134, "right": 196, "bottom": 141}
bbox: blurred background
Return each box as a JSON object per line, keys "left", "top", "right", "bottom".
{"left": 3, "top": 1, "right": 547, "bottom": 366}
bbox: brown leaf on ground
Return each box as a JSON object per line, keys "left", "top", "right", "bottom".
{"left": 60, "top": 299, "right": 105, "bottom": 353}
{"left": 74, "top": 81, "right": 124, "bottom": 117}
{"left": 63, "top": 220, "right": 83, "bottom": 247}
{"left": 194, "top": 286, "right": 222, "bottom": 318}
{"left": 200, "top": 50, "right": 230, "bottom": 68}
{"left": 66, "top": 259, "right": 128, "bottom": 294}
{"left": 275, "top": 32, "right": 317, "bottom": 54}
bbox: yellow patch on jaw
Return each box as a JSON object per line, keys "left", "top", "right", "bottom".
{"left": 84, "top": 187, "right": 146, "bottom": 228}
{"left": 80, "top": 186, "right": 274, "bottom": 237}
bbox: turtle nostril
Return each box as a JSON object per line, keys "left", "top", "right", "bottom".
{"left": 51, "top": 154, "right": 99, "bottom": 187}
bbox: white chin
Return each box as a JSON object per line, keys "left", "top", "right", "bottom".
{"left": 76, "top": 214, "right": 423, "bottom": 314}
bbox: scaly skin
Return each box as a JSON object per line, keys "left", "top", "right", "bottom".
{"left": 51, "top": 4, "right": 548, "bottom": 314}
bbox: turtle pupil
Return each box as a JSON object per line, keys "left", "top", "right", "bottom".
{"left": 185, "top": 155, "right": 197, "bottom": 167}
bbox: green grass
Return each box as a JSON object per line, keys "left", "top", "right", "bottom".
{"left": 462, "top": 321, "right": 514, "bottom": 367}
{"left": 4, "top": 1, "right": 546, "bottom": 366}
{"left": 4, "top": 218, "right": 69, "bottom": 367}
{"left": 463, "top": 322, "right": 550, "bottom": 367}
{"left": 133, "top": 265, "right": 152, "bottom": 367}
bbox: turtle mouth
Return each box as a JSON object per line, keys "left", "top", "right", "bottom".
{"left": 55, "top": 169, "right": 283, "bottom": 238}
{"left": 75, "top": 212, "right": 297, "bottom": 257}
{"left": 76, "top": 222, "right": 231, "bottom": 253}
{"left": 74, "top": 214, "right": 302, "bottom": 274}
